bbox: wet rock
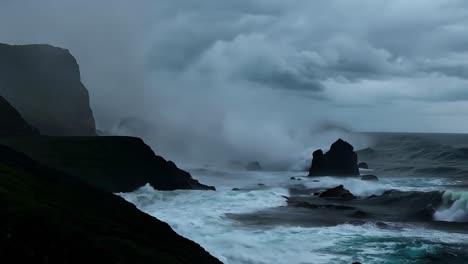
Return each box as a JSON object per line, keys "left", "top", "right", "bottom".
{"left": 290, "top": 177, "right": 296, "bottom": 180}
{"left": 308, "top": 139, "right": 359, "bottom": 176}
{"left": 319, "top": 185, "right": 356, "bottom": 200}
{"left": 358, "top": 162, "right": 369, "bottom": 169}
{"left": 361, "top": 175, "right": 379, "bottom": 181}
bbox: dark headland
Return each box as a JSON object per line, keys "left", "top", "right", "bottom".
{"left": 0, "top": 43, "right": 220, "bottom": 263}
{"left": 0, "top": 43, "right": 96, "bottom": 136}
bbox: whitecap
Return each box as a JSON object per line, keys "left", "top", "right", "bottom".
{"left": 434, "top": 191, "right": 468, "bottom": 222}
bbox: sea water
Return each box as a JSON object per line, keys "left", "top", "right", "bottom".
{"left": 119, "top": 133, "right": 468, "bottom": 264}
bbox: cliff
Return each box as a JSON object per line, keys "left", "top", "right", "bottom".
{"left": 0, "top": 43, "right": 96, "bottom": 136}
{"left": 0, "top": 96, "right": 39, "bottom": 136}
{"left": 0, "top": 144, "right": 221, "bottom": 263}
{"left": 0, "top": 136, "right": 215, "bottom": 192}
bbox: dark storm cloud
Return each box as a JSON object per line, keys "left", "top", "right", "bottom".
{"left": 1, "top": 0, "right": 468, "bottom": 165}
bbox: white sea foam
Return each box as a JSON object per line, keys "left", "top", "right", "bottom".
{"left": 119, "top": 174, "right": 468, "bottom": 264}
{"left": 301, "top": 176, "right": 443, "bottom": 197}
{"left": 434, "top": 191, "right": 468, "bottom": 222}
{"left": 303, "top": 176, "right": 391, "bottom": 197}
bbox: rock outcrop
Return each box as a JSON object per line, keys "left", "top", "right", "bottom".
{"left": 0, "top": 96, "right": 39, "bottom": 136}
{"left": 319, "top": 185, "right": 356, "bottom": 200}
{"left": 0, "top": 43, "right": 96, "bottom": 136}
{"left": 308, "top": 139, "right": 360, "bottom": 176}
{"left": 0, "top": 136, "right": 215, "bottom": 192}
{"left": 358, "top": 162, "right": 369, "bottom": 169}
{"left": 0, "top": 144, "right": 221, "bottom": 263}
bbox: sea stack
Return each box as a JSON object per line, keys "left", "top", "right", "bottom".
{"left": 0, "top": 43, "right": 96, "bottom": 136}
{"left": 308, "top": 138, "right": 360, "bottom": 176}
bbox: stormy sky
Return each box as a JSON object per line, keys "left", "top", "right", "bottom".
{"left": 1, "top": 0, "right": 468, "bottom": 165}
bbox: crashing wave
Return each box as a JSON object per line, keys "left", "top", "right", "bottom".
{"left": 434, "top": 191, "right": 468, "bottom": 222}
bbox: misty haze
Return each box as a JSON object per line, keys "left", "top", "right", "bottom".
{"left": 1, "top": 1, "right": 468, "bottom": 264}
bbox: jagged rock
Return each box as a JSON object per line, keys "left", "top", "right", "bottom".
{"left": 358, "top": 162, "right": 369, "bottom": 169}
{"left": 0, "top": 96, "right": 39, "bottom": 136}
{"left": 0, "top": 43, "right": 96, "bottom": 136}
{"left": 308, "top": 139, "right": 359, "bottom": 176}
{"left": 0, "top": 136, "right": 214, "bottom": 192}
{"left": 0, "top": 144, "right": 221, "bottom": 263}
{"left": 361, "top": 175, "right": 379, "bottom": 181}
{"left": 319, "top": 185, "right": 356, "bottom": 200}
{"left": 246, "top": 161, "right": 262, "bottom": 171}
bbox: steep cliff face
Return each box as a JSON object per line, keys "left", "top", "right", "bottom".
{"left": 0, "top": 96, "right": 38, "bottom": 136}
{"left": 0, "top": 136, "right": 215, "bottom": 192}
{"left": 0, "top": 144, "right": 222, "bottom": 264}
{"left": 0, "top": 43, "right": 96, "bottom": 136}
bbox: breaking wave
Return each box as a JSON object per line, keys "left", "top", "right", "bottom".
{"left": 434, "top": 191, "right": 468, "bottom": 222}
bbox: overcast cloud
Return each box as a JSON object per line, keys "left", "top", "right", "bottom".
{"left": 1, "top": 0, "right": 468, "bottom": 166}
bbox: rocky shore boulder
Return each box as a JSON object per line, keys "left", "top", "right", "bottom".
{"left": 0, "top": 43, "right": 96, "bottom": 136}
{"left": 0, "top": 136, "right": 215, "bottom": 192}
{"left": 358, "top": 162, "right": 369, "bottom": 169}
{"left": 308, "top": 139, "right": 360, "bottom": 176}
{"left": 319, "top": 185, "right": 356, "bottom": 200}
{"left": 0, "top": 96, "right": 39, "bottom": 136}
{"left": 0, "top": 144, "right": 221, "bottom": 263}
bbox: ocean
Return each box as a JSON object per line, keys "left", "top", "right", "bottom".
{"left": 119, "top": 133, "right": 468, "bottom": 264}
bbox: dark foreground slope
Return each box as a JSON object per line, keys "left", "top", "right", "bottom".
{"left": 0, "top": 43, "right": 96, "bottom": 136}
{"left": 0, "top": 136, "right": 214, "bottom": 192}
{"left": 0, "top": 96, "right": 38, "bottom": 136}
{"left": 0, "top": 145, "right": 221, "bottom": 264}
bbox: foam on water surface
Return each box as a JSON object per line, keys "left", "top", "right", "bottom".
{"left": 434, "top": 191, "right": 468, "bottom": 222}
{"left": 119, "top": 170, "right": 468, "bottom": 264}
